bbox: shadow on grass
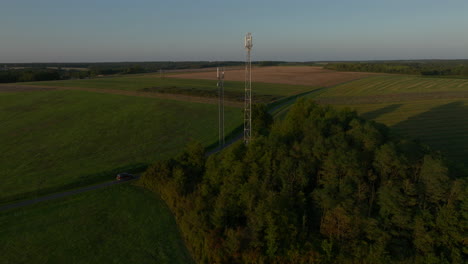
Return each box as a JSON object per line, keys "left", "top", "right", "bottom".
{"left": 361, "top": 104, "right": 402, "bottom": 120}
{"left": 392, "top": 101, "right": 468, "bottom": 172}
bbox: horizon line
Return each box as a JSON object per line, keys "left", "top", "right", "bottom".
{"left": 2, "top": 58, "right": 468, "bottom": 64}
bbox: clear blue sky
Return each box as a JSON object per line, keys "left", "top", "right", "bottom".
{"left": 1, "top": 0, "right": 467, "bottom": 62}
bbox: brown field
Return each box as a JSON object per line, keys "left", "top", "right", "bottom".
{"left": 169, "top": 66, "right": 378, "bottom": 87}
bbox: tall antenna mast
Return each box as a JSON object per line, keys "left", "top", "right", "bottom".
{"left": 217, "top": 67, "right": 225, "bottom": 147}
{"left": 244, "top": 32, "right": 253, "bottom": 144}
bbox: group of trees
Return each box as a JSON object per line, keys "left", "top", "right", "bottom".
{"left": 0, "top": 68, "right": 88, "bottom": 83}
{"left": 0, "top": 61, "right": 248, "bottom": 83}
{"left": 140, "top": 99, "right": 467, "bottom": 263}
{"left": 325, "top": 61, "right": 468, "bottom": 76}
{"left": 0, "top": 60, "right": 294, "bottom": 84}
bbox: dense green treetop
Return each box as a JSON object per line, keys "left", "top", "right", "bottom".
{"left": 140, "top": 99, "right": 467, "bottom": 263}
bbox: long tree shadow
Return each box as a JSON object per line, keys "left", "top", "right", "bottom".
{"left": 361, "top": 104, "right": 403, "bottom": 120}
{"left": 392, "top": 101, "right": 468, "bottom": 168}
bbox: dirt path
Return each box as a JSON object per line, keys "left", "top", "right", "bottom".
{"left": 0, "top": 84, "right": 243, "bottom": 107}
{"left": 0, "top": 178, "right": 138, "bottom": 212}
{"left": 169, "top": 66, "right": 379, "bottom": 87}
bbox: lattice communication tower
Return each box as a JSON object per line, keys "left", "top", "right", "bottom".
{"left": 244, "top": 33, "right": 253, "bottom": 144}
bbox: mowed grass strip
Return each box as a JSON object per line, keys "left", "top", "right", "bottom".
{"left": 0, "top": 184, "right": 193, "bottom": 264}
{"left": 317, "top": 75, "right": 468, "bottom": 97}
{"left": 334, "top": 99, "right": 468, "bottom": 165}
{"left": 24, "top": 75, "right": 317, "bottom": 98}
{"left": 0, "top": 90, "right": 241, "bottom": 202}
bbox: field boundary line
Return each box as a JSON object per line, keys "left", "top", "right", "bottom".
{"left": 1, "top": 84, "right": 244, "bottom": 107}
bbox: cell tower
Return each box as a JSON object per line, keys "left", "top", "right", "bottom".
{"left": 217, "top": 67, "right": 225, "bottom": 147}
{"left": 244, "top": 33, "right": 253, "bottom": 144}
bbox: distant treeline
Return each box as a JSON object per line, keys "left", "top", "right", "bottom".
{"left": 140, "top": 100, "right": 467, "bottom": 263}
{"left": 325, "top": 60, "right": 468, "bottom": 76}
{"left": 0, "top": 68, "right": 90, "bottom": 83}
{"left": 87, "top": 61, "right": 247, "bottom": 75}
{"left": 1, "top": 61, "right": 291, "bottom": 83}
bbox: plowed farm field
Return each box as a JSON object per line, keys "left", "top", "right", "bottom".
{"left": 169, "top": 66, "right": 378, "bottom": 87}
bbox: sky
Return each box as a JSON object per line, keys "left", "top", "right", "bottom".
{"left": 1, "top": 0, "right": 467, "bottom": 62}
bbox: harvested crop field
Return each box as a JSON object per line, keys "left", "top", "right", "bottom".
{"left": 169, "top": 66, "right": 378, "bottom": 87}
{"left": 315, "top": 90, "right": 468, "bottom": 105}
{"left": 317, "top": 75, "right": 468, "bottom": 97}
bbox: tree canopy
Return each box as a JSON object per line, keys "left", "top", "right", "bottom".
{"left": 139, "top": 99, "right": 467, "bottom": 263}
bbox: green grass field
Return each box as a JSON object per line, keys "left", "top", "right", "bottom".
{"left": 25, "top": 75, "right": 316, "bottom": 99}
{"left": 0, "top": 73, "right": 321, "bottom": 263}
{"left": 337, "top": 99, "right": 468, "bottom": 165}
{"left": 0, "top": 183, "right": 193, "bottom": 264}
{"left": 0, "top": 90, "right": 241, "bottom": 202}
{"left": 317, "top": 75, "right": 468, "bottom": 97}
{"left": 309, "top": 75, "right": 468, "bottom": 167}
{"left": 6, "top": 72, "right": 468, "bottom": 263}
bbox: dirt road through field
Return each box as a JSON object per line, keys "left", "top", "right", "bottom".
{"left": 0, "top": 178, "right": 138, "bottom": 212}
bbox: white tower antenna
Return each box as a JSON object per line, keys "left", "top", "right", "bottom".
{"left": 217, "top": 67, "right": 225, "bottom": 147}
{"left": 244, "top": 33, "right": 253, "bottom": 144}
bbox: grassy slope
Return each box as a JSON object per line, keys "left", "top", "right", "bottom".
{"left": 317, "top": 75, "right": 468, "bottom": 97}
{"left": 0, "top": 90, "right": 241, "bottom": 202}
{"left": 0, "top": 183, "right": 193, "bottom": 264}
{"left": 336, "top": 99, "right": 468, "bottom": 166}
{"left": 0, "top": 76, "right": 320, "bottom": 264}
{"left": 309, "top": 75, "right": 468, "bottom": 166}
{"left": 25, "top": 75, "right": 316, "bottom": 97}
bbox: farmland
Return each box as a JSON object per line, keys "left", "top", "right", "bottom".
{"left": 310, "top": 75, "right": 468, "bottom": 167}
{"left": 24, "top": 74, "right": 318, "bottom": 104}
{"left": 333, "top": 99, "right": 468, "bottom": 168}
{"left": 5, "top": 70, "right": 468, "bottom": 202}
{"left": 0, "top": 183, "right": 193, "bottom": 264}
{"left": 170, "top": 66, "right": 377, "bottom": 87}
{"left": 2, "top": 66, "right": 467, "bottom": 263}
{"left": 2, "top": 66, "right": 349, "bottom": 203}
{"left": 0, "top": 89, "right": 241, "bottom": 203}
{"left": 317, "top": 75, "right": 468, "bottom": 97}
{"left": 0, "top": 68, "right": 331, "bottom": 263}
